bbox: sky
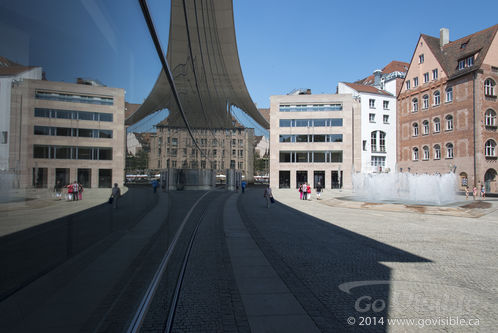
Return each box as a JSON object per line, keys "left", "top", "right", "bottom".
{"left": 1, "top": 0, "right": 498, "bottom": 133}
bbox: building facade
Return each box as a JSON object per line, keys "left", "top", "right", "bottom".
{"left": 9, "top": 79, "right": 125, "bottom": 188}
{"left": 337, "top": 82, "right": 397, "bottom": 173}
{"left": 269, "top": 93, "right": 361, "bottom": 190}
{"left": 397, "top": 25, "right": 498, "bottom": 193}
{"left": 149, "top": 119, "right": 255, "bottom": 182}
{"left": 0, "top": 57, "right": 42, "bottom": 171}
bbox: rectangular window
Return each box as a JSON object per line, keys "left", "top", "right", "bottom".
{"left": 406, "top": 81, "right": 411, "bottom": 90}
{"left": 423, "top": 72, "right": 429, "bottom": 83}
{"left": 78, "top": 111, "right": 94, "bottom": 121}
{"left": 466, "top": 56, "right": 474, "bottom": 67}
{"left": 56, "top": 110, "right": 74, "bottom": 119}
{"left": 369, "top": 113, "right": 375, "bottom": 123}
{"left": 419, "top": 54, "right": 424, "bottom": 63}
{"left": 55, "top": 146, "right": 72, "bottom": 159}
{"left": 313, "top": 152, "right": 325, "bottom": 162}
{"left": 34, "top": 108, "right": 50, "bottom": 118}
{"left": 296, "top": 135, "right": 308, "bottom": 143}
{"left": 383, "top": 101, "right": 389, "bottom": 109}
{"left": 369, "top": 99, "right": 375, "bottom": 108}
{"left": 99, "top": 113, "right": 113, "bottom": 122}
{"left": 296, "top": 152, "right": 308, "bottom": 163}
{"left": 279, "top": 152, "right": 291, "bottom": 162}
{"left": 99, "top": 130, "right": 113, "bottom": 139}
{"left": 34, "top": 126, "right": 51, "bottom": 136}
{"left": 295, "top": 119, "right": 309, "bottom": 127}
{"left": 328, "top": 134, "right": 343, "bottom": 142}
{"left": 432, "top": 69, "right": 438, "bottom": 80}
{"left": 33, "top": 145, "right": 50, "bottom": 158}
{"left": 312, "top": 119, "right": 326, "bottom": 127}
{"left": 329, "top": 119, "right": 343, "bottom": 126}
{"left": 313, "top": 135, "right": 326, "bottom": 142}
{"left": 458, "top": 59, "right": 465, "bottom": 70}
{"left": 279, "top": 135, "right": 292, "bottom": 143}
{"left": 330, "top": 151, "right": 343, "bottom": 163}
{"left": 383, "top": 115, "right": 389, "bottom": 124}
{"left": 413, "top": 77, "right": 418, "bottom": 87}
{"left": 1, "top": 131, "right": 7, "bottom": 144}
{"left": 98, "top": 148, "right": 113, "bottom": 160}
{"left": 77, "top": 147, "right": 92, "bottom": 160}
{"left": 78, "top": 128, "right": 93, "bottom": 137}
{"left": 279, "top": 119, "right": 291, "bottom": 127}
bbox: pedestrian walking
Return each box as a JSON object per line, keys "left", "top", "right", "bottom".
{"left": 465, "top": 186, "right": 469, "bottom": 200}
{"left": 78, "top": 183, "right": 83, "bottom": 200}
{"left": 316, "top": 182, "right": 322, "bottom": 200}
{"left": 54, "top": 180, "right": 63, "bottom": 200}
{"left": 472, "top": 186, "right": 477, "bottom": 200}
{"left": 264, "top": 185, "right": 273, "bottom": 208}
{"left": 299, "top": 184, "right": 303, "bottom": 200}
{"left": 480, "top": 185, "right": 485, "bottom": 200}
{"left": 152, "top": 179, "right": 158, "bottom": 193}
{"left": 72, "top": 181, "right": 79, "bottom": 201}
{"left": 306, "top": 183, "right": 311, "bottom": 201}
{"left": 301, "top": 183, "right": 307, "bottom": 200}
{"left": 111, "top": 183, "right": 121, "bottom": 208}
{"left": 67, "top": 183, "right": 73, "bottom": 201}
{"left": 241, "top": 180, "right": 247, "bottom": 193}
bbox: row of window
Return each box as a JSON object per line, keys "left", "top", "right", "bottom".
{"left": 279, "top": 151, "right": 343, "bottom": 163}
{"left": 411, "top": 140, "right": 497, "bottom": 161}
{"left": 412, "top": 115, "right": 452, "bottom": 136}
{"left": 279, "top": 118, "right": 343, "bottom": 127}
{"left": 369, "top": 114, "right": 390, "bottom": 124}
{"left": 406, "top": 78, "right": 496, "bottom": 98}
{"left": 33, "top": 145, "right": 113, "bottom": 160}
{"left": 36, "top": 91, "right": 114, "bottom": 105}
{"left": 279, "top": 134, "right": 343, "bottom": 143}
{"left": 410, "top": 89, "right": 451, "bottom": 112}
{"left": 279, "top": 104, "right": 343, "bottom": 112}
{"left": 34, "top": 108, "right": 113, "bottom": 122}
{"left": 34, "top": 126, "right": 113, "bottom": 139}
{"left": 368, "top": 100, "right": 390, "bottom": 110}
{"left": 406, "top": 68, "right": 439, "bottom": 89}
{"left": 159, "top": 159, "right": 243, "bottom": 170}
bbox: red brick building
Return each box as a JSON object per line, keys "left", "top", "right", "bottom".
{"left": 397, "top": 25, "right": 498, "bottom": 193}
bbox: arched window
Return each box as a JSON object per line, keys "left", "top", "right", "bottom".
{"left": 484, "top": 78, "right": 496, "bottom": 96}
{"left": 433, "top": 118, "right": 441, "bottom": 133}
{"left": 434, "top": 144, "right": 441, "bottom": 159}
{"left": 485, "top": 139, "right": 496, "bottom": 157}
{"left": 446, "top": 143, "right": 454, "bottom": 158}
{"left": 413, "top": 147, "right": 419, "bottom": 161}
{"left": 422, "top": 120, "right": 429, "bottom": 135}
{"left": 423, "top": 146, "right": 429, "bottom": 160}
{"left": 446, "top": 87, "right": 453, "bottom": 102}
{"left": 412, "top": 122, "right": 419, "bottom": 136}
{"left": 485, "top": 109, "right": 496, "bottom": 127}
{"left": 371, "top": 131, "right": 377, "bottom": 152}
{"left": 422, "top": 95, "right": 429, "bottom": 109}
{"left": 434, "top": 91, "right": 440, "bottom": 106}
{"left": 379, "top": 131, "right": 386, "bottom": 152}
{"left": 412, "top": 98, "right": 418, "bottom": 112}
{"left": 445, "top": 115, "right": 453, "bottom": 131}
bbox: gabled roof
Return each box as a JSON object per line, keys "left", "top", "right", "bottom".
{"left": 125, "top": 102, "right": 141, "bottom": 120}
{"left": 258, "top": 108, "right": 270, "bottom": 122}
{"left": 355, "top": 60, "right": 409, "bottom": 85}
{"left": 342, "top": 82, "right": 394, "bottom": 96}
{"left": 422, "top": 24, "right": 498, "bottom": 79}
{"left": 0, "top": 56, "right": 37, "bottom": 76}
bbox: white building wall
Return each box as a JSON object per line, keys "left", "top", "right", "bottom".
{"left": 337, "top": 83, "right": 397, "bottom": 173}
{"left": 0, "top": 67, "right": 42, "bottom": 170}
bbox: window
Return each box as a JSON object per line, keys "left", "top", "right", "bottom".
{"left": 419, "top": 54, "right": 424, "bottom": 63}
{"left": 423, "top": 146, "right": 429, "bottom": 160}
{"left": 446, "top": 87, "right": 453, "bottom": 102}
{"left": 434, "top": 145, "right": 441, "bottom": 159}
{"left": 432, "top": 69, "right": 438, "bottom": 80}
{"left": 422, "top": 95, "right": 429, "bottom": 109}
{"left": 379, "top": 132, "right": 386, "bottom": 152}
{"left": 363, "top": 140, "right": 367, "bottom": 151}
{"left": 422, "top": 120, "right": 429, "bottom": 135}
{"left": 1, "top": 131, "right": 7, "bottom": 144}
{"left": 383, "top": 115, "right": 389, "bottom": 124}
{"left": 434, "top": 118, "right": 441, "bottom": 133}
{"left": 485, "top": 109, "right": 496, "bottom": 126}
{"left": 369, "top": 99, "right": 375, "bottom": 108}
{"left": 445, "top": 115, "right": 453, "bottom": 131}
{"left": 484, "top": 79, "right": 496, "bottom": 96}
{"left": 313, "top": 135, "right": 326, "bottom": 142}
{"left": 371, "top": 132, "right": 377, "bottom": 152}
{"left": 296, "top": 135, "right": 308, "bottom": 143}
{"left": 413, "top": 77, "right": 418, "bottom": 87}
{"left": 485, "top": 139, "right": 496, "bottom": 157}
{"left": 433, "top": 91, "right": 440, "bottom": 106}
{"left": 383, "top": 100, "right": 389, "bottom": 109}
{"left": 369, "top": 113, "right": 375, "bottom": 123}
{"left": 412, "top": 123, "right": 419, "bottom": 136}
{"left": 406, "top": 80, "right": 411, "bottom": 90}
{"left": 412, "top": 98, "right": 418, "bottom": 112}
{"left": 458, "top": 59, "right": 465, "bottom": 70}
{"left": 279, "top": 119, "right": 291, "bottom": 127}
{"left": 423, "top": 72, "right": 429, "bottom": 83}
{"left": 446, "top": 143, "right": 454, "bottom": 158}
{"left": 413, "top": 147, "right": 419, "bottom": 161}
{"left": 466, "top": 56, "right": 474, "bottom": 67}
{"left": 371, "top": 156, "right": 386, "bottom": 167}
{"left": 279, "top": 135, "right": 292, "bottom": 143}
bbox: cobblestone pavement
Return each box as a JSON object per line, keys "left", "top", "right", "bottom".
{"left": 236, "top": 187, "right": 498, "bottom": 332}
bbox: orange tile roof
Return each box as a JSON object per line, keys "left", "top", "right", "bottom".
{"left": 342, "top": 82, "right": 393, "bottom": 96}
{"left": 0, "top": 56, "right": 37, "bottom": 76}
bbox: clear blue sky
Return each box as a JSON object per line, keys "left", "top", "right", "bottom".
{"left": 1, "top": 0, "right": 497, "bottom": 129}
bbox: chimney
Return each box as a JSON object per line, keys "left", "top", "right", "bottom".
{"left": 306, "top": 89, "right": 311, "bottom": 95}
{"left": 440, "top": 28, "right": 449, "bottom": 48}
{"left": 373, "top": 69, "right": 382, "bottom": 87}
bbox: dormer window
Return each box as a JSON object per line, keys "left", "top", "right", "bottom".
{"left": 458, "top": 59, "right": 465, "bottom": 70}
{"left": 458, "top": 55, "right": 475, "bottom": 70}
{"left": 466, "top": 56, "right": 474, "bottom": 67}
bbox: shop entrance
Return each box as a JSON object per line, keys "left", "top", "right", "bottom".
{"left": 314, "top": 171, "right": 325, "bottom": 188}
{"left": 331, "top": 170, "right": 343, "bottom": 189}
{"left": 56, "top": 168, "right": 70, "bottom": 187}
{"left": 296, "top": 171, "right": 307, "bottom": 189}
{"left": 78, "top": 168, "right": 92, "bottom": 188}
{"left": 279, "top": 171, "right": 290, "bottom": 188}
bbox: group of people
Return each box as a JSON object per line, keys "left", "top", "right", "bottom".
{"left": 298, "top": 182, "right": 323, "bottom": 200}
{"left": 465, "top": 185, "right": 486, "bottom": 200}
{"left": 54, "top": 180, "right": 84, "bottom": 201}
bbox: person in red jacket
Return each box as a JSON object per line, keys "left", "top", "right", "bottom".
{"left": 306, "top": 183, "right": 311, "bottom": 201}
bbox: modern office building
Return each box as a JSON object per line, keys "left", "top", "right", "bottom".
{"left": 148, "top": 116, "right": 255, "bottom": 182}
{"left": 397, "top": 25, "right": 498, "bottom": 193}
{"left": 9, "top": 78, "right": 125, "bottom": 188}
{"left": 269, "top": 92, "right": 361, "bottom": 189}
{"left": 0, "top": 57, "right": 42, "bottom": 171}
